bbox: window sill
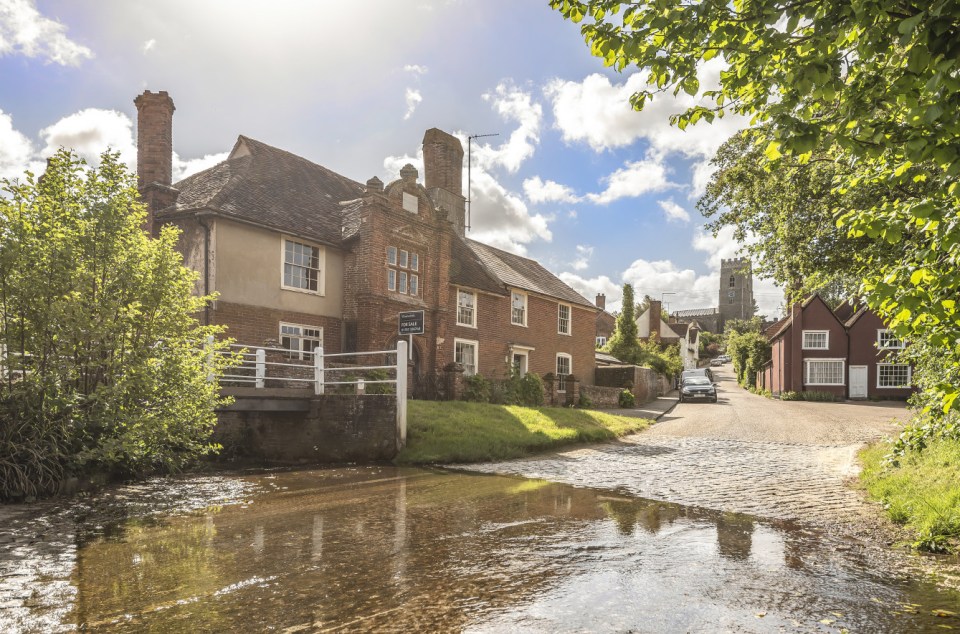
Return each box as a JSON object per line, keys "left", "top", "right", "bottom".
{"left": 280, "top": 285, "right": 325, "bottom": 297}
{"left": 456, "top": 322, "right": 477, "bottom": 329}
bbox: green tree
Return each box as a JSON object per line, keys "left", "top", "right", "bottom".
{"left": 636, "top": 294, "right": 669, "bottom": 321}
{"left": 552, "top": 0, "right": 960, "bottom": 418}
{"left": 0, "top": 150, "right": 234, "bottom": 500}
{"left": 726, "top": 330, "right": 772, "bottom": 388}
{"left": 605, "top": 283, "right": 643, "bottom": 364}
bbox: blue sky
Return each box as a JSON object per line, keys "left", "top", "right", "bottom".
{"left": 0, "top": 0, "right": 785, "bottom": 317}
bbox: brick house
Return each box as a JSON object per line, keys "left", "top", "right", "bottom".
{"left": 135, "top": 91, "right": 597, "bottom": 397}
{"left": 594, "top": 293, "right": 616, "bottom": 349}
{"left": 758, "top": 294, "right": 913, "bottom": 399}
{"left": 636, "top": 299, "right": 700, "bottom": 370}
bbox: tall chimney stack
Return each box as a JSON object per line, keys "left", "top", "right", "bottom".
{"left": 595, "top": 293, "right": 606, "bottom": 310}
{"left": 422, "top": 128, "right": 466, "bottom": 236}
{"left": 134, "top": 90, "right": 177, "bottom": 235}
{"left": 649, "top": 300, "right": 662, "bottom": 339}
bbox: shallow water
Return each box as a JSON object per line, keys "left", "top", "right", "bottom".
{"left": 3, "top": 466, "right": 959, "bottom": 632}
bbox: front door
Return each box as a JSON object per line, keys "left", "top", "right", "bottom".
{"left": 849, "top": 365, "right": 868, "bottom": 399}
{"left": 512, "top": 352, "right": 528, "bottom": 377}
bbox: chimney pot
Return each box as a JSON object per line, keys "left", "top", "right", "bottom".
{"left": 595, "top": 293, "right": 606, "bottom": 310}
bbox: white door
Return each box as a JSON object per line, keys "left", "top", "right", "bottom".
{"left": 849, "top": 365, "right": 868, "bottom": 399}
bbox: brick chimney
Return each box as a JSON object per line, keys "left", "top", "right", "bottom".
{"left": 422, "top": 128, "right": 466, "bottom": 236}
{"left": 595, "top": 293, "right": 606, "bottom": 310}
{"left": 649, "top": 300, "right": 662, "bottom": 339}
{"left": 134, "top": 90, "right": 178, "bottom": 235}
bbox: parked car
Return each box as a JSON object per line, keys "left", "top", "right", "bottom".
{"left": 710, "top": 358, "right": 723, "bottom": 367}
{"left": 679, "top": 376, "right": 718, "bottom": 403}
{"left": 681, "top": 367, "right": 714, "bottom": 383}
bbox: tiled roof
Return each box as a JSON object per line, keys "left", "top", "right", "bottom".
{"left": 449, "top": 235, "right": 505, "bottom": 295}
{"left": 465, "top": 239, "right": 595, "bottom": 308}
{"left": 162, "top": 136, "right": 364, "bottom": 245}
{"left": 764, "top": 314, "right": 791, "bottom": 340}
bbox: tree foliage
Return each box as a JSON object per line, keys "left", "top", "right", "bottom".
{"left": 0, "top": 150, "right": 234, "bottom": 500}
{"left": 726, "top": 330, "right": 771, "bottom": 388}
{"left": 605, "top": 283, "right": 643, "bottom": 364}
{"left": 552, "top": 0, "right": 960, "bottom": 422}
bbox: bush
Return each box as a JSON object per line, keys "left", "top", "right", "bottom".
{"left": 618, "top": 389, "right": 636, "bottom": 408}
{"left": 463, "top": 374, "right": 491, "bottom": 403}
{"left": 578, "top": 393, "right": 593, "bottom": 408}
{"left": 780, "top": 390, "right": 836, "bottom": 402}
{"left": 364, "top": 369, "right": 395, "bottom": 395}
{"left": 518, "top": 373, "right": 545, "bottom": 407}
{"left": 780, "top": 391, "right": 800, "bottom": 401}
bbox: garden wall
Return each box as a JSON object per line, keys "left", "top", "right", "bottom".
{"left": 595, "top": 365, "right": 671, "bottom": 404}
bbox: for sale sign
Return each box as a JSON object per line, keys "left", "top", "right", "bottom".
{"left": 398, "top": 310, "right": 424, "bottom": 335}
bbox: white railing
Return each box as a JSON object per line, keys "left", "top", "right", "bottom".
{"left": 216, "top": 339, "right": 408, "bottom": 445}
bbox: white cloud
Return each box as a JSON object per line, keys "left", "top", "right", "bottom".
{"left": 572, "top": 244, "right": 593, "bottom": 271}
{"left": 545, "top": 60, "right": 749, "bottom": 160}
{"left": 403, "top": 64, "right": 427, "bottom": 75}
{"left": 403, "top": 88, "right": 422, "bottom": 120}
{"left": 523, "top": 176, "right": 579, "bottom": 204}
{"left": 39, "top": 108, "right": 137, "bottom": 168}
{"left": 690, "top": 159, "right": 716, "bottom": 199}
{"left": 475, "top": 83, "right": 542, "bottom": 173}
{"left": 467, "top": 167, "right": 551, "bottom": 255}
{"left": 173, "top": 151, "right": 229, "bottom": 182}
{"left": 657, "top": 198, "right": 691, "bottom": 223}
{"left": 142, "top": 38, "right": 156, "bottom": 54}
{"left": 0, "top": 0, "right": 93, "bottom": 65}
{"left": 558, "top": 272, "right": 621, "bottom": 311}
{"left": 692, "top": 225, "right": 741, "bottom": 268}
{"left": 586, "top": 156, "right": 675, "bottom": 204}
{"left": 0, "top": 110, "right": 37, "bottom": 179}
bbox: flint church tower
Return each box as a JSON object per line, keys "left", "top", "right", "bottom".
{"left": 719, "top": 257, "right": 755, "bottom": 328}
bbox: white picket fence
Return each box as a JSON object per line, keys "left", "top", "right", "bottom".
{"left": 216, "top": 338, "right": 408, "bottom": 442}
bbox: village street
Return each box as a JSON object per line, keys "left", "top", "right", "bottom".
{"left": 461, "top": 366, "right": 912, "bottom": 527}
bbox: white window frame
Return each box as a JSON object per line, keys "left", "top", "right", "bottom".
{"left": 804, "top": 358, "right": 845, "bottom": 386}
{"left": 387, "top": 245, "right": 420, "bottom": 297}
{"left": 279, "top": 322, "right": 323, "bottom": 360}
{"left": 511, "top": 349, "right": 529, "bottom": 377}
{"left": 556, "top": 353, "right": 572, "bottom": 392}
{"left": 596, "top": 336, "right": 607, "bottom": 348}
{"left": 877, "top": 329, "right": 905, "bottom": 350}
{"left": 281, "top": 237, "right": 325, "bottom": 295}
{"left": 877, "top": 363, "right": 912, "bottom": 388}
{"left": 511, "top": 290, "right": 528, "bottom": 327}
{"left": 802, "top": 330, "right": 829, "bottom": 350}
{"left": 454, "top": 338, "right": 479, "bottom": 376}
{"left": 558, "top": 303, "right": 572, "bottom": 335}
{"left": 456, "top": 288, "right": 477, "bottom": 328}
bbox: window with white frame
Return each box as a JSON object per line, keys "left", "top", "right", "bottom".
{"left": 804, "top": 359, "right": 844, "bottom": 385}
{"left": 877, "top": 329, "right": 905, "bottom": 350}
{"left": 387, "top": 246, "right": 420, "bottom": 297}
{"left": 556, "top": 354, "right": 572, "bottom": 392}
{"left": 802, "top": 330, "right": 829, "bottom": 350}
{"left": 454, "top": 339, "right": 478, "bottom": 376}
{"left": 457, "top": 289, "right": 477, "bottom": 327}
{"left": 511, "top": 291, "right": 527, "bottom": 326}
{"left": 878, "top": 363, "right": 911, "bottom": 388}
{"left": 558, "top": 303, "right": 571, "bottom": 335}
{"left": 280, "top": 323, "right": 323, "bottom": 359}
{"left": 282, "top": 239, "right": 323, "bottom": 293}
{"left": 596, "top": 336, "right": 607, "bottom": 348}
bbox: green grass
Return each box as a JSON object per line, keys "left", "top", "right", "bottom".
{"left": 396, "top": 400, "right": 653, "bottom": 464}
{"left": 860, "top": 437, "right": 960, "bottom": 552}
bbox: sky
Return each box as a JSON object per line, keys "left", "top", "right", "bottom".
{"left": 0, "top": 0, "right": 785, "bottom": 318}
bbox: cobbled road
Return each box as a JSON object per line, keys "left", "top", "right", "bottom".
{"left": 461, "top": 366, "right": 911, "bottom": 524}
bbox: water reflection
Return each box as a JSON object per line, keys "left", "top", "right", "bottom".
{"left": 61, "top": 467, "right": 959, "bottom": 632}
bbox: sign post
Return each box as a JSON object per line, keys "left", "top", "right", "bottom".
{"left": 398, "top": 310, "right": 424, "bottom": 362}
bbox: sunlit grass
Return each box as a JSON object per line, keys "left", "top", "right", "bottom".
{"left": 396, "top": 401, "right": 652, "bottom": 464}
{"left": 860, "top": 438, "right": 960, "bottom": 552}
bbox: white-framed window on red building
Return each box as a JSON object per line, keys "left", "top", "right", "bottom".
{"left": 877, "top": 329, "right": 905, "bottom": 350}
{"left": 455, "top": 338, "right": 478, "bottom": 376}
{"left": 556, "top": 353, "right": 572, "bottom": 392}
{"left": 387, "top": 246, "right": 420, "bottom": 297}
{"left": 457, "top": 289, "right": 477, "bottom": 327}
{"left": 802, "top": 330, "right": 829, "bottom": 350}
{"left": 558, "top": 303, "right": 571, "bottom": 335}
{"left": 804, "top": 358, "right": 844, "bottom": 385}
{"left": 280, "top": 323, "right": 323, "bottom": 360}
{"left": 877, "top": 363, "right": 911, "bottom": 388}
{"left": 511, "top": 291, "right": 527, "bottom": 326}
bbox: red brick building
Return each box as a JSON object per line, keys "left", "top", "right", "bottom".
{"left": 135, "top": 91, "right": 597, "bottom": 396}
{"left": 759, "top": 294, "right": 913, "bottom": 399}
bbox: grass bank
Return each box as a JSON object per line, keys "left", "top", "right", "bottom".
{"left": 860, "top": 438, "right": 960, "bottom": 553}
{"left": 395, "top": 401, "right": 653, "bottom": 464}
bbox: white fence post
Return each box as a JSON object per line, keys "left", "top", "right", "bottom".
{"left": 205, "top": 335, "right": 215, "bottom": 383}
{"left": 255, "top": 348, "right": 266, "bottom": 389}
{"left": 314, "top": 345, "right": 325, "bottom": 395}
{"left": 396, "top": 340, "right": 407, "bottom": 447}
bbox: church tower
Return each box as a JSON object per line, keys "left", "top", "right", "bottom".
{"left": 719, "top": 257, "right": 755, "bottom": 330}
